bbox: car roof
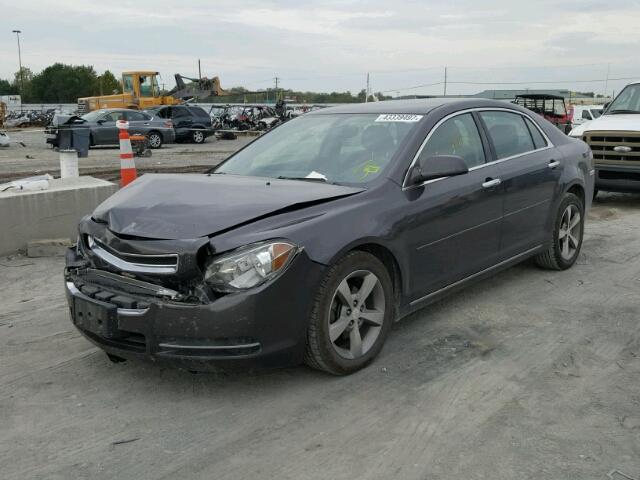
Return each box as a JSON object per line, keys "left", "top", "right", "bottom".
{"left": 95, "top": 108, "right": 135, "bottom": 113}
{"left": 308, "top": 97, "right": 513, "bottom": 115}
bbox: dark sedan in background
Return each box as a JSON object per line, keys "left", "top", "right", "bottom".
{"left": 145, "top": 105, "right": 215, "bottom": 143}
{"left": 47, "top": 108, "right": 175, "bottom": 149}
{"left": 64, "top": 98, "right": 594, "bottom": 375}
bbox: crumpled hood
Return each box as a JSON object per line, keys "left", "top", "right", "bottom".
{"left": 579, "top": 114, "right": 640, "bottom": 133}
{"left": 92, "top": 174, "right": 364, "bottom": 240}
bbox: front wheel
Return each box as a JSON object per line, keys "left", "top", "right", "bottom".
{"left": 535, "top": 192, "right": 585, "bottom": 270}
{"left": 305, "top": 251, "right": 394, "bottom": 375}
{"left": 147, "top": 131, "right": 163, "bottom": 149}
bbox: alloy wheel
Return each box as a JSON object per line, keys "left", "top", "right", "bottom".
{"left": 193, "top": 131, "right": 204, "bottom": 143}
{"left": 328, "top": 270, "right": 385, "bottom": 360}
{"left": 148, "top": 133, "right": 161, "bottom": 148}
{"left": 558, "top": 204, "right": 581, "bottom": 261}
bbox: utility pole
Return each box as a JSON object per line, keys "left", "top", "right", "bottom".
{"left": 365, "top": 72, "right": 370, "bottom": 103}
{"left": 12, "top": 30, "right": 23, "bottom": 110}
{"left": 604, "top": 62, "right": 611, "bottom": 99}
{"left": 274, "top": 77, "right": 280, "bottom": 102}
{"left": 198, "top": 59, "right": 202, "bottom": 81}
{"left": 443, "top": 66, "right": 447, "bottom": 96}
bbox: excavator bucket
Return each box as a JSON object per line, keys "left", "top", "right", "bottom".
{"left": 170, "top": 75, "right": 230, "bottom": 101}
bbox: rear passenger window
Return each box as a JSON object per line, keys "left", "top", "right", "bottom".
{"left": 480, "top": 111, "right": 535, "bottom": 159}
{"left": 171, "top": 107, "right": 189, "bottom": 118}
{"left": 191, "top": 107, "right": 210, "bottom": 118}
{"left": 125, "top": 111, "right": 148, "bottom": 121}
{"left": 420, "top": 113, "right": 485, "bottom": 168}
{"left": 524, "top": 117, "right": 548, "bottom": 150}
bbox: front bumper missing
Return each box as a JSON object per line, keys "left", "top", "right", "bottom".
{"left": 64, "top": 247, "right": 324, "bottom": 371}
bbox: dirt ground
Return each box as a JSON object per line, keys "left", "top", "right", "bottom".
{"left": 1, "top": 193, "right": 639, "bottom": 480}
{"left": 0, "top": 130, "right": 253, "bottom": 182}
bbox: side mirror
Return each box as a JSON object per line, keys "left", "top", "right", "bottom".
{"left": 409, "top": 155, "right": 468, "bottom": 185}
{"left": 96, "top": 119, "right": 105, "bottom": 124}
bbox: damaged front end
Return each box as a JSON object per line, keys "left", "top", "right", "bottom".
{"left": 64, "top": 217, "right": 324, "bottom": 371}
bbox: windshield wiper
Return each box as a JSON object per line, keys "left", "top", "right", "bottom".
{"left": 277, "top": 176, "right": 327, "bottom": 182}
{"left": 607, "top": 109, "right": 640, "bottom": 115}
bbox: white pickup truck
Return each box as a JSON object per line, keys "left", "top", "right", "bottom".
{"left": 569, "top": 81, "right": 640, "bottom": 196}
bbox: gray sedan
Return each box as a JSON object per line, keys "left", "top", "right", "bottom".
{"left": 72, "top": 109, "right": 175, "bottom": 148}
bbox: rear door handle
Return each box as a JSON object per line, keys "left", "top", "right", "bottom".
{"left": 482, "top": 178, "right": 502, "bottom": 189}
{"left": 548, "top": 160, "right": 560, "bottom": 169}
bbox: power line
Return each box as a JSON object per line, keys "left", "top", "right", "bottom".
{"left": 380, "top": 75, "right": 640, "bottom": 94}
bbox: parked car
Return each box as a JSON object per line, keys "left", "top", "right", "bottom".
{"left": 569, "top": 81, "right": 640, "bottom": 196}
{"left": 571, "top": 104, "right": 603, "bottom": 127}
{"left": 46, "top": 108, "right": 174, "bottom": 149}
{"left": 64, "top": 98, "right": 593, "bottom": 375}
{"left": 145, "top": 105, "right": 215, "bottom": 143}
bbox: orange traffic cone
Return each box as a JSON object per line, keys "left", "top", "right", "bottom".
{"left": 117, "top": 120, "right": 137, "bottom": 187}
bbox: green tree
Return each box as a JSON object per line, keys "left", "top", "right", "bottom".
{"left": 12, "top": 67, "right": 34, "bottom": 100}
{"left": 0, "top": 79, "right": 18, "bottom": 95}
{"left": 29, "top": 63, "right": 99, "bottom": 103}
{"left": 96, "top": 70, "right": 122, "bottom": 95}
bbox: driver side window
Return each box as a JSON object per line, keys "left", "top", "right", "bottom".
{"left": 420, "top": 113, "right": 485, "bottom": 168}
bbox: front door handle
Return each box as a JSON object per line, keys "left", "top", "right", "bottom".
{"left": 482, "top": 178, "right": 502, "bottom": 189}
{"left": 548, "top": 159, "right": 560, "bottom": 169}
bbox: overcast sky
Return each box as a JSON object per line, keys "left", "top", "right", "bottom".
{"left": 1, "top": 0, "right": 639, "bottom": 97}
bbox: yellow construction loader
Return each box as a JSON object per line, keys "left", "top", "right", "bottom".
{"left": 77, "top": 71, "right": 228, "bottom": 113}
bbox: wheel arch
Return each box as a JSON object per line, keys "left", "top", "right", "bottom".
{"left": 334, "top": 241, "right": 404, "bottom": 318}
{"left": 566, "top": 181, "right": 585, "bottom": 206}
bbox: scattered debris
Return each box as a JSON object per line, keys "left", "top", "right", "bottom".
{"left": 111, "top": 437, "right": 140, "bottom": 446}
{"left": 0, "top": 174, "right": 53, "bottom": 192}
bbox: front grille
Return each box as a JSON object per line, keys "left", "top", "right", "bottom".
{"left": 87, "top": 236, "right": 178, "bottom": 275}
{"left": 583, "top": 131, "right": 640, "bottom": 165}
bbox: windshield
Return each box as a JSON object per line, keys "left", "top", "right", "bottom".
{"left": 606, "top": 84, "right": 640, "bottom": 113}
{"left": 122, "top": 74, "right": 134, "bottom": 94}
{"left": 215, "top": 113, "right": 419, "bottom": 184}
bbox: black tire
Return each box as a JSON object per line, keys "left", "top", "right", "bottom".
{"left": 147, "top": 131, "right": 163, "bottom": 149}
{"left": 304, "top": 251, "right": 394, "bottom": 375}
{"left": 535, "top": 192, "right": 585, "bottom": 270}
{"left": 191, "top": 129, "right": 206, "bottom": 144}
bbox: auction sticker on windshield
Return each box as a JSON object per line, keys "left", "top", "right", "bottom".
{"left": 375, "top": 114, "right": 423, "bottom": 122}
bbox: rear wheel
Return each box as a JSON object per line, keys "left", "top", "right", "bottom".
{"left": 147, "top": 131, "right": 163, "bottom": 149}
{"left": 305, "top": 251, "right": 394, "bottom": 375}
{"left": 535, "top": 192, "right": 584, "bottom": 270}
{"left": 191, "top": 129, "right": 205, "bottom": 144}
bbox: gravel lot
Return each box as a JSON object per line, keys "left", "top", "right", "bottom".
{"left": 1, "top": 192, "right": 639, "bottom": 480}
{"left": 0, "top": 130, "right": 253, "bottom": 182}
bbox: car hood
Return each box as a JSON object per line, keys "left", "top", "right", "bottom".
{"left": 579, "top": 114, "right": 640, "bottom": 133}
{"left": 92, "top": 174, "right": 365, "bottom": 240}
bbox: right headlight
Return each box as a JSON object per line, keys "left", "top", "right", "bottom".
{"left": 204, "top": 241, "right": 299, "bottom": 292}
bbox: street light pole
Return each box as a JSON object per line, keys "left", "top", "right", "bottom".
{"left": 12, "top": 29, "right": 23, "bottom": 109}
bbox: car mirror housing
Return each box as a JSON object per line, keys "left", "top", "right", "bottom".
{"left": 409, "top": 155, "right": 469, "bottom": 185}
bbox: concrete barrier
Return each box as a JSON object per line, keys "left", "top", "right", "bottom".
{"left": 0, "top": 177, "right": 118, "bottom": 256}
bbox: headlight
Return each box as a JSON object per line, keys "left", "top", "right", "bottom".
{"left": 204, "top": 241, "right": 299, "bottom": 291}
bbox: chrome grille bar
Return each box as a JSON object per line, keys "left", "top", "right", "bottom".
{"left": 87, "top": 236, "right": 178, "bottom": 275}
